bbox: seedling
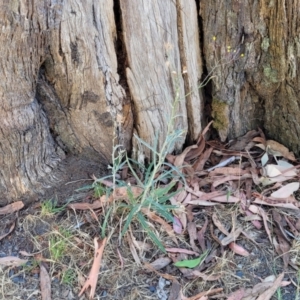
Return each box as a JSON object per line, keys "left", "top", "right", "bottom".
{"left": 49, "top": 228, "right": 72, "bottom": 261}
{"left": 41, "top": 199, "right": 64, "bottom": 216}
{"left": 61, "top": 269, "right": 76, "bottom": 286}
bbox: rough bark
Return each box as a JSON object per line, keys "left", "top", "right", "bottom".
{"left": 1, "top": 0, "right": 300, "bottom": 203}
{"left": 0, "top": 3, "right": 62, "bottom": 204}
{"left": 200, "top": 0, "right": 300, "bottom": 154}
{"left": 120, "top": 0, "right": 203, "bottom": 156}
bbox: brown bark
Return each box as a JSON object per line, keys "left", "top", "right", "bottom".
{"left": 1, "top": 0, "right": 300, "bottom": 203}
{"left": 200, "top": 0, "right": 300, "bottom": 154}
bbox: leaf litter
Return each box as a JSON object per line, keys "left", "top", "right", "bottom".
{"left": 1, "top": 124, "right": 300, "bottom": 299}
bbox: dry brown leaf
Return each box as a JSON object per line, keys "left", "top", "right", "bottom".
{"left": 96, "top": 186, "right": 144, "bottom": 206}
{"left": 187, "top": 222, "right": 200, "bottom": 252}
{"left": 168, "top": 280, "right": 181, "bottom": 300}
{"left": 148, "top": 257, "right": 172, "bottom": 270}
{"left": 170, "top": 195, "right": 187, "bottom": 231}
{"left": 68, "top": 200, "right": 102, "bottom": 210}
{"left": 248, "top": 205, "right": 272, "bottom": 242}
{"left": 229, "top": 242, "right": 250, "bottom": 257}
{"left": 173, "top": 188, "right": 188, "bottom": 203}
{"left": 19, "top": 250, "right": 35, "bottom": 257}
{"left": 113, "top": 186, "right": 143, "bottom": 200}
{"left": 174, "top": 145, "right": 198, "bottom": 167}
{"left": 40, "top": 263, "right": 51, "bottom": 300}
{"left": 185, "top": 200, "right": 220, "bottom": 206}
{"left": 243, "top": 213, "right": 261, "bottom": 222}
{"left": 254, "top": 198, "right": 299, "bottom": 210}
{"left": 256, "top": 273, "right": 284, "bottom": 300}
{"left": 143, "top": 262, "right": 177, "bottom": 281}
{"left": 229, "top": 130, "right": 259, "bottom": 151}
{"left": 193, "top": 147, "right": 213, "bottom": 171}
{"left": 166, "top": 248, "right": 199, "bottom": 255}
{"left": 0, "top": 221, "right": 15, "bottom": 241}
{"left": 250, "top": 167, "right": 260, "bottom": 185}
{"left": 221, "top": 228, "right": 243, "bottom": 246}
{"left": 243, "top": 277, "right": 290, "bottom": 300}
{"left": 127, "top": 232, "right": 141, "bottom": 265}
{"left": 212, "top": 212, "right": 230, "bottom": 235}
{"left": 198, "top": 120, "right": 214, "bottom": 142}
{"left": 226, "top": 288, "right": 245, "bottom": 300}
{"left": 212, "top": 174, "right": 252, "bottom": 188}
{"left": 186, "top": 189, "right": 226, "bottom": 202}
{"left": 79, "top": 237, "right": 107, "bottom": 299}
{"left": 141, "top": 208, "right": 177, "bottom": 244}
{"left": 134, "top": 240, "right": 152, "bottom": 252}
{"left": 0, "top": 201, "right": 24, "bottom": 215}
{"left": 209, "top": 167, "right": 249, "bottom": 176}
{"left": 284, "top": 215, "right": 300, "bottom": 238}
{"left": 181, "top": 287, "right": 223, "bottom": 300}
{"left": 252, "top": 137, "right": 266, "bottom": 145}
{"left": 197, "top": 217, "right": 208, "bottom": 253}
{"left": 182, "top": 192, "right": 192, "bottom": 204}
{"left": 188, "top": 270, "right": 222, "bottom": 281}
{"left": 273, "top": 227, "right": 290, "bottom": 269}
{"left": 266, "top": 140, "right": 296, "bottom": 161}
{"left": 272, "top": 211, "right": 291, "bottom": 243}
{"left": 185, "top": 138, "right": 206, "bottom": 161}
{"left": 211, "top": 194, "right": 240, "bottom": 204}
{"left": 0, "top": 256, "right": 28, "bottom": 266}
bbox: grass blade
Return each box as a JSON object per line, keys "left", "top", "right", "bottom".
{"left": 137, "top": 212, "right": 166, "bottom": 253}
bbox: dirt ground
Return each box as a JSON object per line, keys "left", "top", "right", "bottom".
{"left": 0, "top": 154, "right": 299, "bottom": 300}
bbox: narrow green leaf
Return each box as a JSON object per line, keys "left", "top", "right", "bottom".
{"left": 152, "top": 181, "right": 176, "bottom": 198}
{"left": 133, "top": 134, "right": 159, "bottom": 154}
{"left": 144, "top": 161, "right": 155, "bottom": 183}
{"left": 101, "top": 207, "right": 112, "bottom": 239}
{"left": 148, "top": 201, "right": 174, "bottom": 222}
{"left": 174, "top": 251, "right": 208, "bottom": 269}
{"left": 121, "top": 204, "right": 140, "bottom": 236}
{"left": 157, "top": 190, "right": 182, "bottom": 204}
{"left": 125, "top": 155, "right": 144, "bottom": 187}
{"left": 137, "top": 212, "right": 166, "bottom": 253}
{"left": 126, "top": 186, "right": 137, "bottom": 205}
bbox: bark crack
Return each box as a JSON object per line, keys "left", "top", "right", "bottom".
{"left": 112, "top": 0, "right": 133, "bottom": 152}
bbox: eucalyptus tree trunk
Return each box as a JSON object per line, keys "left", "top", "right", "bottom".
{"left": 0, "top": 0, "right": 298, "bottom": 204}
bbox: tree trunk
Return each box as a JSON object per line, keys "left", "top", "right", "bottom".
{"left": 1, "top": 0, "right": 299, "bottom": 204}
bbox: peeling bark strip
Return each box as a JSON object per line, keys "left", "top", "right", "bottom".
{"left": 176, "top": 0, "right": 204, "bottom": 142}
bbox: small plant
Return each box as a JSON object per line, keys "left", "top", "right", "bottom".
{"left": 94, "top": 183, "right": 107, "bottom": 198}
{"left": 41, "top": 199, "right": 64, "bottom": 216}
{"left": 61, "top": 269, "right": 76, "bottom": 286}
{"left": 96, "top": 73, "right": 187, "bottom": 252}
{"left": 49, "top": 228, "right": 72, "bottom": 261}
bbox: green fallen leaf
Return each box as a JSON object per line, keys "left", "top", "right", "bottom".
{"left": 174, "top": 250, "right": 208, "bottom": 269}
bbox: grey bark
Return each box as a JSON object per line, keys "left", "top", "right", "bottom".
{"left": 1, "top": 0, "right": 299, "bottom": 203}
